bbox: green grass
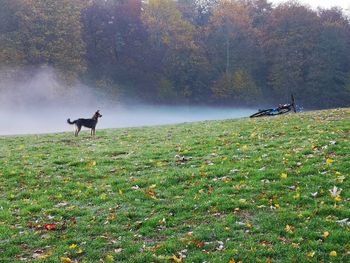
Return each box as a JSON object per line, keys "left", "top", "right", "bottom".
{"left": 0, "top": 108, "right": 349, "bottom": 263}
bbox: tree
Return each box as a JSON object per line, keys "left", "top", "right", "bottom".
{"left": 142, "top": 0, "right": 209, "bottom": 102}
{"left": 16, "top": 0, "right": 87, "bottom": 81}
{"left": 82, "top": 0, "right": 145, "bottom": 79}
{"left": 212, "top": 69, "right": 260, "bottom": 104}
{"left": 305, "top": 8, "right": 350, "bottom": 107}
{"left": 0, "top": 0, "right": 25, "bottom": 66}
{"left": 206, "top": 0, "right": 262, "bottom": 103}
{"left": 262, "top": 2, "right": 321, "bottom": 102}
{"left": 176, "top": 0, "right": 218, "bottom": 26}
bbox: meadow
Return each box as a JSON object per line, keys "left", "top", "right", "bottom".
{"left": 0, "top": 108, "right": 349, "bottom": 262}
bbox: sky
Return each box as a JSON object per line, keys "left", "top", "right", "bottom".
{"left": 270, "top": 0, "right": 350, "bottom": 11}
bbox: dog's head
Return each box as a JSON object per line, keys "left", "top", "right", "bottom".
{"left": 94, "top": 110, "right": 102, "bottom": 119}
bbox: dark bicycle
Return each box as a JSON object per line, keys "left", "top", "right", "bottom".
{"left": 250, "top": 94, "right": 297, "bottom": 118}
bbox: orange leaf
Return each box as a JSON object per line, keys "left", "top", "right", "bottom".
{"left": 192, "top": 240, "right": 205, "bottom": 248}
{"left": 145, "top": 189, "right": 157, "bottom": 199}
{"left": 44, "top": 224, "right": 57, "bottom": 231}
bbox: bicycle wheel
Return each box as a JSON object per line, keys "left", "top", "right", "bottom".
{"left": 250, "top": 109, "right": 273, "bottom": 118}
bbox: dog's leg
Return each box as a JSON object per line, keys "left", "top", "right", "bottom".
{"left": 76, "top": 126, "right": 81, "bottom": 136}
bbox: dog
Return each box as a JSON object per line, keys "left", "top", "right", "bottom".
{"left": 67, "top": 110, "right": 102, "bottom": 136}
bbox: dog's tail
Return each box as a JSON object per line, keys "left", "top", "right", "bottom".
{"left": 67, "top": 118, "right": 76, "bottom": 125}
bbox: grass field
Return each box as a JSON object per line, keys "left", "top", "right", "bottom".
{"left": 0, "top": 108, "right": 349, "bottom": 263}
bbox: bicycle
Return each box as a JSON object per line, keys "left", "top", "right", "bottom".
{"left": 250, "top": 94, "right": 297, "bottom": 118}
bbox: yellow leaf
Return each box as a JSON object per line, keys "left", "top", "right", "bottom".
{"left": 39, "top": 252, "right": 52, "bottom": 260}
{"left": 326, "top": 158, "right": 334, "bottom": 165}
{"left": 307, "top": 251, "right": 315, "bottom": 258}
{"left": 60, "top": 257, "right": 72, "bottom": 263}
{"left": 291, "top": 243, "right": 300, "bottom": 248}
{"left": 119, "top": 189, "right": 123, "bottom": 195}
{"left": 245, "top": 223, "right": 253, "bottom": 228}
{"left": 329, "top": 251, "right": 337, "bottom": 257}
{"left": 335, "top": 195, "right": 342, "bottom": 202}
{"left": 170, "top": 255, "right": 182, "bottom": 262}
{"left": 322, "top": 231, "right": 330, "bottom": 238}
{"left": 106, "top": 254, "right": 114, "bottom": 261}
{"left": 280, "top": 173, "right": 288, "bottom": 179}
{"left": 285, "top": 224, "right": 295, "bottom": 233}
{"left": 229, "top": 258, "right": 236, "bottom": 263}
{"left": 293, "top": 193, "right": 300, "bottom": 200}
{"left": 159, "top": 218, "right": 166, "bottom": 225}
{"left": 69, "top": 244, "right": 77, "bottom": 249}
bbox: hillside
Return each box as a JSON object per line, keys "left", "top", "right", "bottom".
{"left": 0, "top": 109, "right": 349, "bottom": 262}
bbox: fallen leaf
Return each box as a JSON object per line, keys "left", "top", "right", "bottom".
{"left": 146, "top": 188, "right": 157, "bottom": 199}
{"left": 60, "top": 257, "right": 72, "bottom": 263}
{"left": 192, "top": 240, "right": 205, "bottom": 248}
{"left": 43, "top": 224, "right": 57, "bottom": 231}
{"left": 170, "top": 255, "right": 182, "bottom": 262}
{"left": 15, "top": 255, "right": 28, "bottom": 261}
{"left": 216, "top": 241, "right": 224, "bottom": 251}
{"left": 311, "top": 192, "right": 318, "bottom": 197}
{"left": 285, "top": 224, "right": 295, "bottom": 233}
{"left": 329, "top": 251, "right": 337, "bottom": 257}
{"left": 280, "top": 173, "right": 288, "bottom": 179}
{"left": 326, "top": 158, "right": 334, "bottom": 165}
{"left": 322, "top": 231, "right": 330, "bottom": 239}
{"left": 32, "top": 250, "right": 44, "bottom": 259}
{"left": 114, "top": 248, "right": 123, "bottom": 253}
{"left": 106, "top": 255, "right": 114, "bottom": 261}
{"left": 293, "top": 193, "right": 300, "bottom": 200}
{"left": 260, "top": 240, "right": 273, "bottom": 247}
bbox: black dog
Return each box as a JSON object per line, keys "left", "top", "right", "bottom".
{"left": 67, "top": 110, "right": 102, "bottom": 136}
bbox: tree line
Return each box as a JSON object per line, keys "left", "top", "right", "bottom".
{"left": 1, "top": 0, "right": 350, "bottom": 108}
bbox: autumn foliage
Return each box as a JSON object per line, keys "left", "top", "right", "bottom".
{"left": 0, "top": 0, "right": 350, "bottom": 107}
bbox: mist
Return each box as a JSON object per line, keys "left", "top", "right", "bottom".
{"left": 0, "top": 67, "right": 255, "bottom": 136}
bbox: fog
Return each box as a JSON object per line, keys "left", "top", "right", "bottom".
{"left": 0, "top": 67, "right": 255, "bottom": 136}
